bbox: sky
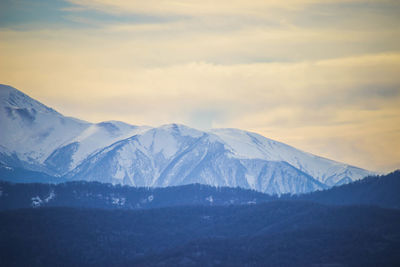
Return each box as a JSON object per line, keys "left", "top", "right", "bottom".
{"left": 0, "top": 0, "right": 399, "bottom": 173}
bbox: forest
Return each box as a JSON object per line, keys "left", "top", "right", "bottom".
{"left": 0, "top": 171, "right": 399, "bottom": 266}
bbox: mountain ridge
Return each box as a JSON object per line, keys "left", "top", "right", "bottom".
{"left": 0, "top": 84, "right": 375, "bottom": 194}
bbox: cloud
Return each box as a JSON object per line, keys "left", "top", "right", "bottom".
{"left": 65, "top": 0, "right": 397, "bottom": 17}
{"left": 1, "top": 40, "right": 399, "bottom": 171}
{"left": 0, "top": 0, "right": 399, "bottom": 172}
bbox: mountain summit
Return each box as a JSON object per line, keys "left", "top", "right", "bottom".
{"left": 0, "top": 84, "right": 374, "bottom": 195}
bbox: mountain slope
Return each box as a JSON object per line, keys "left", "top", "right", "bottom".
{"left": 0, "top": 85, "right": 88, "bottom": 172}
{"left": 211, "top": 128, "right": 371, "bottom": 186}
{"left": 0, "top": 84, "right": 374, "bottom": 194}
{"left": 44, "top": 121, "right": 149, "bottom": 174}
{"left": 67, "top": 127, "right": 326, "bottom": 194}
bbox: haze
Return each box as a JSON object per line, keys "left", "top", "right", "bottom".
{"left": 0, "top": 0, "right": 399, "bottom": 172}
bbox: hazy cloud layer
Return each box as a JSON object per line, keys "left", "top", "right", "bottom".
{"left": 0, "top": 0, "right": 399, "bottom": 172}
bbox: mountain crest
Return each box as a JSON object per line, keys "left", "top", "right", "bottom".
{"left": 0, "top": 85, "right": 375, "bottom": 195}
{"left": 0, "top": 84, "right": 58, "bottom": 115}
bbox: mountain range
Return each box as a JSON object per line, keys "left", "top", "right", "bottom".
{"left": 1, "top": 84, "right": 399, "bottom": 267}
{"left": 0, "top": 84, "right": 374, "bottom": 195}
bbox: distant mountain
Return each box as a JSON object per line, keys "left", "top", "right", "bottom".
{"left": 0, "top": 84, "right": 374, "bottom": 194}
{"left": 1, "top": 203, "right": 399, "bottom": 266}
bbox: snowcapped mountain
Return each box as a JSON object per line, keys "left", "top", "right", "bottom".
{"left": 0, "top": 85, "right": 86, "bottom": 172}
{"left": 0, "top": 84, "right": 374, "bottom": 195}
{"left": 0, "top": 85, "right": 148, "bottom": 174}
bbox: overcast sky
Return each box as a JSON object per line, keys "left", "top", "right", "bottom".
{"left": 1, "top": 0, "right": 399, "bottom": 172}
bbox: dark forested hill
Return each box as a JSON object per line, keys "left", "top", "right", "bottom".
{"left": 1, "top": 170, "right": 399, "bottom": 211}
{"left": 293, "top": 170, "right": 400, "bottom": 209}
{"left": 1, "top": 203, "right": 399, "bottom": 266}
{"left": 0, "top": 181, "right": 275, "bottom": 211}
{"left": 1, "top": 172, "right": 400, "bottom": 266}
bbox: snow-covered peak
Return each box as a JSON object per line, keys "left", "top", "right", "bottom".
{"left": 135, "top": 125, "right": 196, "bottom": 159}
{"left": 0, "top": 84, "right": 22, "bottom": 99}
{"left": 0, "top": 84, "right": 58, "bottom": 115}
{"left": 159, "top": 123, "right": 204, "bottom": 138}
{"left": 0, "top": 85, "right": 89, "bottom": 165}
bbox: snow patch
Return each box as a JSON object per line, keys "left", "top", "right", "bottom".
{"left": 2, "top": 166, "right": 13, "bottom": 171}
{"left": 31, "top": 190, "right": 56, "bottom": 208}
{"left": 247, "top": 199, "right": 257, "bottom": 205}
{"left": 31, "top": 196, "right": 42, "bottom": 207}
{"left": 45, "top": 190, "right": 55, "bottom": 202}
{"left": 111, "top": 197, "right": 126, "bottom": 206}
{"left": 245, "top": 174, "right": 256, "bottom": 188}
{"left": 139, "top": 195, "right": 154, "bottom": 204}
